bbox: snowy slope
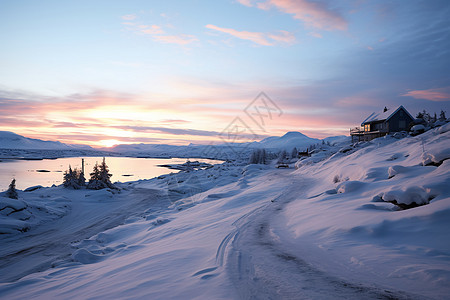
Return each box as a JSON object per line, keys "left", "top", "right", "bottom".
{"left": 0, "top": 124, "right": 449, "bottom": 299}
{"left": 0, "top": 131, "right": 92, "bottom": 150}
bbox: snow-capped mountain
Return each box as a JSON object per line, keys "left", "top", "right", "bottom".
{"left": 0, "top": 131, "right": 92, "bottom": 150}
{"left": 257, "top": 131, "right": 320, "bottom": 150}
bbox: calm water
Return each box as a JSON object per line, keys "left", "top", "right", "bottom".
{"left": 0, "top": 157, "right": 222, "bottom": 191}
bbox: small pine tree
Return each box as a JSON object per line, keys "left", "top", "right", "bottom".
{"left": 422, "top": 110, "right": 430, "bottom": 124}
{"left": 249, "top": 149, "right": 267, "bottom": 164}
{"left": 277, "top": 150, "right": 288, "bottom": 164}
{"left": 291, "top": 147, "right": 298, "bottom": 159}
{"left": 63, "top": 165, "right": 82, "bottom": 189}
{"left": 90, "top": 162, "right": 100, "bottom": 181}
{"left": 249, "top": 150, "right": 257, "bottom": 164}
{"left": 6, "top": 178, "right": 18, "bottom": 199}
{"left": 99, "top": 157, "right": 113, "bottom": 184}
{"left": 87, "top": 158, "right": 115, "bottom": 190}
{"left": 260, "top": 149, "right": 267, "bottom": 164}
{"left": 432, "top": 112, "right": 437, "bottom": 123}
{"left": 78, "top": 171, "right": 86, "bottom": 187}
{"left": 440, "top": 110, "right": 447, "bottom": 121}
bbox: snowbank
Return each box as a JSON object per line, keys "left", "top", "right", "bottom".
{"left": 0, "top": 188, "right": 70, "bottom": 234}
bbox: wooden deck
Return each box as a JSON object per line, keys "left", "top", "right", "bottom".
{"left": 350, "top": 128, "right": 388, "bottom": 142}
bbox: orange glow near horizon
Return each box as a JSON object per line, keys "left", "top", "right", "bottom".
{"left": 98, "top": 139, "right": 123, "bottom": 148}
{"left": 0, "top": 87, "right": 357, "bottom": 147}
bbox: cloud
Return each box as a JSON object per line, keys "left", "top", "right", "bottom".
{"left": 107, "top": 125, "right": 220, "bottom": 137}
{"left": 122, "top": 19, "right": 198, "bottom": 46}
{"left": 205, "top": 24, "right": 295, "bottom": 46}
{"left": 152, "top": 34, "right": 199, "bottom": 45}
{"left": 267, "top": 30, "right": 296, "bottom": 44}
{"left": 121, "top": 14, "right": 137, "bottom": 21}
{"left": 140, "top": 25, "right": 165, "bottom": 35}
{"left": 236, "top": 0, "right": 253, "bottom": 7}
{"left": 240, "top": 0, "right": 347, "bottom": 31}
{"left": 308, "top": 31, "right": 323, "bottom": 38}
{"left": 402, "top": 88, "right": 450, "bottom": 102}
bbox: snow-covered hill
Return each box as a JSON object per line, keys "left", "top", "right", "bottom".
{"left": 257, "top": 131, "right": 320, "bottom": 150}
{"left": 1, "top": 123, "right": 449, "bottom": 299}
{"left": 0, "top": 131, "right": 92, "bottom": 150}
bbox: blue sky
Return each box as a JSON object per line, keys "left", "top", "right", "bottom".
{"left": 0, "top": 0, "right": 449, "bottom": 147}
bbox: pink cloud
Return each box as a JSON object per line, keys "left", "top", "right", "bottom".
{"left": 205, "top": 24, "right": 295, "bottom": 46}
{"left": 121, "top": 14, "right": 137, "bottom": 21}
{"left": 255, "top": 0, "right": 347, "bottom": 31}
{"left": 267, "top": 30, "right": 296, "bottom": 44}
{"left": 206, "top": 24, "right": 272, "bottom": 46}
{"left": 122, "top": 20, "right": 197, "bottom": 46}
{"left": 236, "top": 0, "right": 253, "bottom": 7}
{"left": 152, "top": 34, "right": 198, "bottom": 45}
{"left": 402, "top": 88, "right": 450, "bottom": 102}
{"left": 140, "top": 25, "right": 165, "bottom": 35}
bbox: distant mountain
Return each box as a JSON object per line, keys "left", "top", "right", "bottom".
{"left": 257, "top": 131, "right": 320, "bottom": 150}
{"left": 0, "top": 131, "right": 93, "bottom": 150}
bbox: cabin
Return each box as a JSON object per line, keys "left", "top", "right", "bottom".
{"left": 350, "top": 106, "right": 414, "bottom": 142}
{"left": 298, "top": 149, "right": 310, "bottom": 157}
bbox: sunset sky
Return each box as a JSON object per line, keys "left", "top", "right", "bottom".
{"left": 1, "top": 0, "right": 449, "bottom": 147}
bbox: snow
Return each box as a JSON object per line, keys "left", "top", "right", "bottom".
{"left": 0, "top": 188, "right": 70, "bottom": 234}
{"left": 361, "top": 105, "right": 413, "bottom": 125}
{"left": 411, "top": 124, "right": 426, "bottom": 133}
{"left": 257, "top": 131, "right": 320, "bottom": 150}
{"left": 0, "top": 125, "right": 449, "bottom": 299}
{"left": 0, "top": 131, "right": 92, "bottom": 150}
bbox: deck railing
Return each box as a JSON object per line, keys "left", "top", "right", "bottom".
{"left": 350, "top": 127, "right": 363, "bottom": 134}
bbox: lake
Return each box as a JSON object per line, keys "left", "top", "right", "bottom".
{"left": 0, "top": 157, "right": 223, "bottom": 191}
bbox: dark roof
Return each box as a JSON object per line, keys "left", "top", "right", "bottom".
{"left": 361, "top": 105, "right": 414, "bottom": 125}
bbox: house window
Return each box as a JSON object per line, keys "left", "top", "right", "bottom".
{"left": 399, "top": 120, "right": 406, "bottom": 129}
{"left": 364, "top": 124, "right": 370, "bottom": 131}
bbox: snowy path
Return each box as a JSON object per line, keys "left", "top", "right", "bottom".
{"left": 0, "top": 186, "right": 172, "bottom": 282}
{"left": 225, "top": 175, "right": 416, "bottom": 299}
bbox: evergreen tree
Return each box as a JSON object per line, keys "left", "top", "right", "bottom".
{"left": 277, "top": 150, "right": 288, "bottom": 164}
{"left": 78, "top": 171, "right": 86, "bottom": 187}
{"left": 261, "top": 149, "right": 267, "bottom": 164}
{"left": 90, "top": 162, "right": 100, "bottom": 180}
{"left": 422, "top": 110, "right": 430, "bottom": 123}
{"left": 63, "top": 165, "right": 82, "bottom": 189}
{"left": 6, "top": 178, "right": 18, "bottom": 199}
{"left": 291, "top": 147, "right": 298, "bottom": 159}
{"left": 87, "top": 158, "right": 115, "bottom": 190}
{"left": 99, "top": 157, "right": 113, "bottom": 183}
{"left": 249, "top": 149, "right": 268, "bottom": 164}
{"left": 440, "top": 110, "right": 447, "bottom": 121}
{"left": 249, "top": 151, "right": 257, "bottom": 164}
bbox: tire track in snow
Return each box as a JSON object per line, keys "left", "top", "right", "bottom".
{"left": 225, "top": 177, "right": 417, "bottom": 300}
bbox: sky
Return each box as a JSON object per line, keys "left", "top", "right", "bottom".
{"left": 0, "top": 0, "right": 449, "bottom": 147}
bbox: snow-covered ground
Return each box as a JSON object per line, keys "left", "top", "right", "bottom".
{"left": 0, "top": 124, "right": 449, "bottom": 299}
